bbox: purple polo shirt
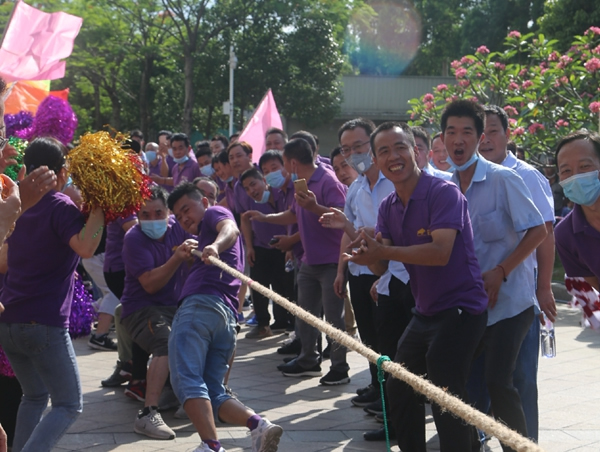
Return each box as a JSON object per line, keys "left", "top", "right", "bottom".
{"left": 172, "top": 159, "right": 201, "bottom": 187}
{"left": 224, "top": 179, "right": 237, "bottom": 213}
{"left": 148, "top": 156, "right": 173, "bottom": 193}
{"left": 104, "top": 214, "right": 137, "bottom": 273}
{"left": 179, "top": 206, "right": 244, "bottom": 315}
{"left": 555, "top": 205, "right": 600, "bottom": 278}
{"left": 290, "top": 165, "right": 346, "bottom": 265}
{"left": 376, "top": 172, "right": 487, "bottom": 316}
{"left": 216, "top": 177, "right": 227, "bottom": 202}
{"left": 0, "top": 191, "right": 84, "bottom": 328}
{"left": 120, "top": 217, "right": 192, "bottom": 318}
{"left": 280, "top": 180, "right": 304, "bottom": 260}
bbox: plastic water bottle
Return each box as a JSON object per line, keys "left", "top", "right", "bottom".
{"left": 541, "top": 315, "right": 556, "bottom": 358}
{"left": 284, "top": 259, "right": 294, "bottom": 273}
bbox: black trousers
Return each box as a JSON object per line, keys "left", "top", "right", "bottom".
{"left": 387, "top": 307, "right": 487, "bottom": 452}
{"left": 348, "top": 273, "right": 379, "bottom": 386}
{"left": 250, "top": 246, "right": 294, "bottom": 328}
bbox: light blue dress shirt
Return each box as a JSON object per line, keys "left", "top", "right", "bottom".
{"left": 423, "top": 163, "right": 453, "bottom": 181}
{"left": 451, "top": 156, "right": 545, "bottom": 326}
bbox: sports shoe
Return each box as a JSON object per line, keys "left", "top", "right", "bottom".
{"left": 364, "top": 425, "right": 396, "bottom": 441}
{"left": 101, "top": 360, "right": 132, "bottom": 387}
{"left": 88, "top": 333, "right": 117, "bottom": 351}
{"left": 363, "top": 398, "right": 383, "bottom": 415}
{"left": 279, "top": 360, "right": 322, "bottom": 377}
{"left": 246, "top": 315, "right": 258, "bottom": 326}
{"left": 134, "top": 408, "right": 175, "bottom": 440}
{"left": 374, "top": 413, "right": 384, "bottom": 423}
{"left": 251, "top": 418, "right": 283, "bottom": 452}
{"left": 158, "top": 386, "right": 179, "bottom": 411}
{"left": 193, "top": 442, "right": 226, "bottom": 452}
{"left": 356, "top": 384, "right": 373, "bottom": 396}
{"left": 276, "top": 338, "right": 301, "bottom": 355}
{"left": 269, "top": 321, "right": 289, "bottom": 334}
{"left": 174, "top": 405, "right": 189, "bottom": 419}
{"left": 351, "top": 385, "right": 379, "bottom": 407}
{"left": 125, "top": 380, "right": 146, "bottom": 402}
{"left": 237, "top": 312, "right": 246, "bottom": 324}
{"left": 319, "top": 369, "right": 350, "bottom": 385}
{"left": 245, "top": 326, "right": 273, "bottom": 339}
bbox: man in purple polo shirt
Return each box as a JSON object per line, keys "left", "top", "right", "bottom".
{"left": 213, "top": 151, "right": 235, "bottom": 208}
{"left": 349, "top": 122, "right": 488, "bottom": 452}
{"left": 120, "top": 185, "right": 196, "bottom": 440}
{"left": 246, "top": 138, "right": 350, "bottom": 385}
{"left": 167, "top": 183, "right": 282, "bottom": 452}
{"left": 239, "top": 168, "right": 294, "bottom": 338}
{"left": 555, "top": 130, "right": 600, "bottom": 286}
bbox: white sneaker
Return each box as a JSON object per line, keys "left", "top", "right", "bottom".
{"left": 174, "top": 405, "right": 189, "bottom": 419}
{"left": 193, "top": 441, "right": 227, "bottom": 452}
{"left": 134, "top": 408, "right": 175, "bottom": 440}
{"left": 251, "top": 418, "right": 283, "bottom": 452}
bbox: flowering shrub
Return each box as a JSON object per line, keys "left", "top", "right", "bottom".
{"left": 408, "top": 28, "right": 600, "bottom": 158}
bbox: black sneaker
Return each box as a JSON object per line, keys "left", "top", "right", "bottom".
{"left": 280, "top": 361, "right": 322, "bottom": 377}
{"left": 277, "top": 338, "right": 301, "bottom": 355}
{"left": 364, "top": 426, "right": 396, "bottom": 441}
{"left": 88, "top": 333, "right": 117, "bottom": 351}
{"left": 101, "top": 360, "right": 133, "bottom": 387}
{"left": 319, "top": 370, "right": 350, "bottom": 385}
{"left": 357, "top": 384, "right": 373, "bottom": 396}
{"left": 269, "top": 321, "right": 289, "bottom": 334}
{"left": 282, "top": 356, "right": 297, "bottom": 364}
{"left": 351, "top": 385, "right": 380, "bottom": 407}
{"left": 363, "top": 398, "right": 383, "bottom": 415}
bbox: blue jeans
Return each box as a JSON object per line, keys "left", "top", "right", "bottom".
{"left": 169, "top": 294, "right": 236, "bottom": 415}
{"left": 0, "top": 323, "right": 82, "bottom": 452}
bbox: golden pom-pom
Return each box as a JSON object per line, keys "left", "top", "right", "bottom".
{"left": 67, "top": 131, "right": 151, "bottom": 222}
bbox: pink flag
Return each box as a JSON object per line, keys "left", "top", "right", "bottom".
{"left": 238, "top": 89, "right": 283, "bottom": 164}
{"left": 0, "top": 1, "right": 83, "bottom": 82}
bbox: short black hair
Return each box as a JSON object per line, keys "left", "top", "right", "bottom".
{"left": 195, "top": 140, "right": 210, "bottom": 151}
{"left": 170, "top": 133, "right": 190, "bottom": 147}
{"left": 226, "top": 141, "right": 252, "bottom": 157}
{"left": 24, "top": 137, "right": 66, "bottom": 175}
{"left": 411, "top": 126, "right": 431, "bottom": 149}
{"left": 130, "top": 129, "right": 143, "bottom": 140}
{"left": 215, "top": 150, "right": 230, "bottom": 165}
{"left": 370, "top": 122, "right": 415, "bottom": 156}
{"left": 289, "top": 131, "right": 317, "bottom": 155}
{"left": 338, "top": 118, "right": 377, "bottom": 143}
{"left": 167, "top": 182, "right": 204, "bottom": 211}
{"left": 441, "top": 100, "right": 485, "bottom": 137}
{"left": 240, "top": 167, "right": 264, "bottom": 184}
{"left": 484, "top": 105, "right": 509, "bottom": 132}
{"left": 555, "top": 129, "right": 600, "bottom": 165}
{"left": 147, "top": 184, "right": 168, "bottom": 206}
{"left": 432, "top": 132, "right": 442, "bottom": 143}
{"left": 157, "top": 130, "right": 172, "bottom": 141}
{"left": 196, "top": 146, "right": 212, "bottom": 160}
{"left": 192, "top": 176, "right": 220, "bottom": 196}
{"left": 259, "top": 150, "right": 283, "bottom": 170}
{"left": 283, "top": 138, "right": 313, "bottom": 165}
{"left": 229, "top": 132, "right": 240, "bottom": 141}
{"left": 265, "top": 127, "right": 288, "bottom": 141}
{"left": 211, "top": 134, "right": 229, "bottom": 148}
{"left": 330, "top": 146, "right": 343, "bottom": 162}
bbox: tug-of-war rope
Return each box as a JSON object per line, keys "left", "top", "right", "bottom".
{"left": 194, "top": 251, "right": 545, "bottom": 452}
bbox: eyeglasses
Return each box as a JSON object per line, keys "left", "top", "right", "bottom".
{"left": 0, "top": 137, "right": 8, "bottom": 152}
{"left": 340, "top": 140, "right": 370, "bottom": 157}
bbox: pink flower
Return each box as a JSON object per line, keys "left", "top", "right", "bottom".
{"left": 504, "top": 105, "right": 518, "bottom": 117}
{"left": 555, "top": 119, "right": 570, "bottom": 129}
{"left": 494, "top": 62, "right": 506, "bottom": 70}
{"left": 557, "top": 55, "right": 573, "bottom": 69}
{"left": 508, "top": 31, "right": 521, "bottom": 39}
{"left": 410, "top": 112, "right": 416, "bottom": 119}
{"left": 508, "top": 118, "right": 517, "bottom": 126}
{"left": 548, "top": 52, "right": 559, "bottom": 62}
{"left": 554, "top": 76, "right": 569, "bottom": 87}
{"left": 508, "top": 82, "right": 519, "bottom": 91}
{"left": 451, "top": 60, "right": 461, "bottom": 69}
{"left": 459, "top": 79, "right": 470, "bottom": 87}
{"left": 470, "top": 97, "right": 479, "bottom": 103}
{"left": 585, "top": 57, "right": 600, "bottom": 73}
{"left": 522, "top": 80, "right": 533, "bottom": 89}
{"left": 476, "top": 45, "right": 490, "bottom": 55}
{"left": 424, "top": 102, "right": 435, "bottom": 112}
{"left": 455, "top": 67, "right": 468, "bottom": 79}
{"left": 423, "top": 93, "right": 435, "bottom": 102}
{"left": 513, "top": 127, "right": 525, "bottom": 136}
{"left": 541, "top": 68, "right": 548, "bottom": 75}
{"left": 585, "top": 27, "right": 600, "bottom": 36}
{"left": 540, "top": 62, "right": 548, "bottom": 69}
{"left": 519, "top": 68, "right": 528, "bottom": 77}
{"left": 589, "top": 102, "right": 600, "bottom": 114}
{"left": 593, "top": 45, "right": 600, "bottom": 55}
{"left": 528, "top": 123, "right": 545, "bottom": 134}
{"left": 460, "top": 56, "right": 476, "bottom": 66}
{"left": 436, "top": 84, "right": 448, "bottom": 92}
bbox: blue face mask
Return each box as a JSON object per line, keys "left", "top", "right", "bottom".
{"left": 61, "top": 176, "right": 73, "bottom": 193}
{"left": 200, "top": 164, "right": 215, "bottom": 177}
{"left": 560, "top": 170, "right": 600, "bottom": 206}
{"left": 348, "top": 152, "right": 373, "bottom": 175}
{"left": 265, "top": 170, "right": 286, "bottom": 189}
{"left": 255, "top": 189, "right": 271, "bottom": 204}
{"left": 448, "top": 151, "right": 479, "bottom": 171}
{"left": 145, "top": 151, "right": 157, "bottom": 163}
{"left": 220, "top": 175, "right": 234, "bottom": 183}
{"left": 291, "top": 173, "right": 298, "bottom": 182}
{"left": 140, "top": 219, "right": 168, "bottom": 240}
{"left": 173, "top": 155, "right": 189, "bottom": 164}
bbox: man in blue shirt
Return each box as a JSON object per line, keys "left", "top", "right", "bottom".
{"left": 443, "top": 100, "right": 547, "bottom": 450}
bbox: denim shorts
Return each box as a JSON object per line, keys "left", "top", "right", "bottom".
{"left": 168, "top": 294, "right": 236, "bottom": 415}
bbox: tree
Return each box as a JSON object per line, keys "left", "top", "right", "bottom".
{"left": 539, "top": 0, "right": 600, "bottom": 52}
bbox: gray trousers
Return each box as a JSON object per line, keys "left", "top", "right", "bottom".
{"left": 295, "top": 263, "right": 349, "bottom": 373}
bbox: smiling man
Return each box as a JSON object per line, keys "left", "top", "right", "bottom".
{"left": 348, "top": 121, "right": 488, "bottom": 452}
{"left": 443, "top": 100, "right": 546, "bottom": 450}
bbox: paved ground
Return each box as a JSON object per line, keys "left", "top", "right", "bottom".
{"left": 52, "top": 303, "right": 600, "bottom": 452}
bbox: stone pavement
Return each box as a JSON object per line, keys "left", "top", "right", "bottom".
{"left": 54, "top": 303, "right": 600, "bottom": 452}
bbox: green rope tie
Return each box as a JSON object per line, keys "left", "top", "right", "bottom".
{"left": 377, "top": 355, "right": 392, "bottom": 452}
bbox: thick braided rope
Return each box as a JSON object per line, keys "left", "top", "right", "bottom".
{"left": 199, "top": 252, "right": 545, "bottom": 452}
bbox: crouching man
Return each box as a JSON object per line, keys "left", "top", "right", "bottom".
{"left": 167, "top": 183, "right": 283, "bottom": 452}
